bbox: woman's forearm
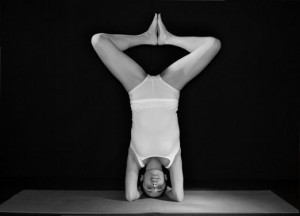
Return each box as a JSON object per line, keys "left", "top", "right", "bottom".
{"left": 165, "top": 186, "right": 183, "bottom": 202}
{"left": 126, "top": 186, "right": 143, "bottom": 202}
{"left": 126, "top": 189, "right": 142, "bottom": 201}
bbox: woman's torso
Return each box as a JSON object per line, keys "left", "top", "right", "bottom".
{"left": 129, "top": 74, "right": 181, "bottom": 169}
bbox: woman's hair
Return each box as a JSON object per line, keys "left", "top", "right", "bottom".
{"left": 138, "top": 166, "right": 171, "bottom": 198}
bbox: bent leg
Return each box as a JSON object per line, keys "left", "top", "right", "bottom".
{"left": 161, "top": 35, "right": 221, "bottom": 91}
{"left": 91, "top": 14, "right": 158, "bottom": 92}
{"left": 158, "top": 14, "right": 221, "bottom": 91}
{"left": 91, "top": 33, "right": 152, "bottom": 92}
{"left": 93, "top": 32, "right": 156, "bottom": 52}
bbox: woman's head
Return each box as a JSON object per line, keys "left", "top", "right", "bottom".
{"left": 139, "top": 168, "right": 169, "bottom": 198}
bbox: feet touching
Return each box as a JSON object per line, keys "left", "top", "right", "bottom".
{"left": 157, "top": 13, "right": 172, "bottom": 45}
{"left": 144, "top": 13, "right": 158, "bottom": 45}
{"left": 144, "top": 13, "right": 172, "bottom": 46}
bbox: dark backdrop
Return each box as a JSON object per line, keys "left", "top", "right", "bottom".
{"left": 0, "top": 0, "right": 299, "bottom": 190}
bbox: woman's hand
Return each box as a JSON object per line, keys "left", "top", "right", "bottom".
{"left": 165, "top": 186, "right": 172, "bottom": 194}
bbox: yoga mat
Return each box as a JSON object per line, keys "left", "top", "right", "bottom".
{"left": 0, "top": 190, "right": 298, "bottom": 214}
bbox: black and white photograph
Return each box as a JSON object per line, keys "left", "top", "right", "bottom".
{"left": 0, "top": 0, "right": 299, "bottom": 215}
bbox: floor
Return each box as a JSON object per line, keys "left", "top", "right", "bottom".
{"left": 0, "top": 190, "right": 298, "bottom": 214}
{"left": 0, "top": 178, "right": 298, "bottom": 211}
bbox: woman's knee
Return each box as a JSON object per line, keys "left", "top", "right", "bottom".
{"left": 91, "top": 33, "right": 107, "bottom": 46}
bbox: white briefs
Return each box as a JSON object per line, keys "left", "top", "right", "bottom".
{"left": 129, "top": 74, "right": 181, "bottom": 169}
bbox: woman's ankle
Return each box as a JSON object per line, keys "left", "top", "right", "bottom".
{"left": 141, "top": 31, "right": 157, "bottom": 46}
{"left": 163, "top": 32, "right": 175, "bottom": 45}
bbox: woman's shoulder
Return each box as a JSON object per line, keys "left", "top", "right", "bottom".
{"left": 169, "top": 148, "right": 182, "bottom": 167}
{"left": 174, "top": 147, "right": 182, "bottom": 160}
{"left": 128, "top": 147, "right": 143, "bottom": 169}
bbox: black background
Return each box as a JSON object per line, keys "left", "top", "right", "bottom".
{"left": 0, "top": 0, "right": 299, "bottom": 197}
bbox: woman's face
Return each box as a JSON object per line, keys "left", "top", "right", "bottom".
{"left": 142, "top": 169, "right": 167, "bottom": 197}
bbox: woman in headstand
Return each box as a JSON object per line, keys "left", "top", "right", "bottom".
{"left": 91, "top": 13, "right": 221, "bottom": 202}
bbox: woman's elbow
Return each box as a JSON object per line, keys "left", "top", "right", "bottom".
{"left": 174, "top": 192, "right": 184, "bottom": 202}
{"left": 125, "top": 192, "right": 137, "bottom": 202}
{"left": 125, "top": 196, "right": 134, "bottom": 202}
{"left": 176, "top": 194, "right": 184, "bottom": 202}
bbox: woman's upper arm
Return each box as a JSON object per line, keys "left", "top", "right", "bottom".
{"left": 125, "top": 148, "right": 141, "bottom": 201}
{"left": 169, "top": 149, "right": 184, "bottom": 201}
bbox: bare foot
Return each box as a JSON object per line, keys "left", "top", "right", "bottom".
{"left": 158, "top": 14, "right": 172, "bottom": 45}
{"left": 144, "top": 13, "right": 158, "bottom": 45}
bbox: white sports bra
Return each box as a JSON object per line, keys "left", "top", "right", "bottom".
{"left": 129, "top": 74, "right": 181, "bottom": 169}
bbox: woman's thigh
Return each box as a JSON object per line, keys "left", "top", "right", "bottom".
{"left": 92, "top": 34, "right": 147, "bottom": 92}
{"left": 160, "top": 38, "right": 221, "bottom": 91}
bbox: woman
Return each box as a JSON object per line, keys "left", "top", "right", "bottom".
{"left": 91, "top": 13, "right": 221, "bottom": 201}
